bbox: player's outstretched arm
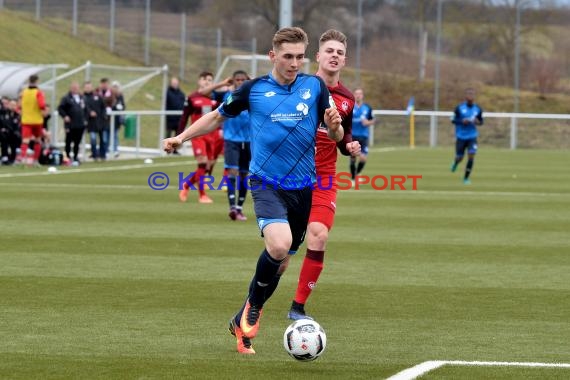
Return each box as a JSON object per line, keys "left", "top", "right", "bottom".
{"left": 163, "top": 110, "right": 225, "bottom": 153}
{"left": 324, "top": 107, "right": 344, "bottom": 142}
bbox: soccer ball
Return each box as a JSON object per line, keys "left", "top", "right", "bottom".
{"left": 283, "top": 319, "right": 326, "bottom": 361}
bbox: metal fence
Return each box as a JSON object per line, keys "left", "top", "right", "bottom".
{"left": 373, "top": 110, "right": 570, "bottom": 150}
{"left": 48, "top": 108, "right": 570, "bottom": 162}
{"left": 0, "top": 0, "right": 256, "bottom": 81}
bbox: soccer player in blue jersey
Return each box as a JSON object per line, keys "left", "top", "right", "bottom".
{"left": 450, "top": 88, "right": 484, "bottom": 185}
{"left": 223, "top": 70, "right": 251, "bottom": 221}
{"left": 350, "top": 88, "right": 374, "bottom": 181}
{"left": 162, "top": 27, "right": 343, "bottom": 355}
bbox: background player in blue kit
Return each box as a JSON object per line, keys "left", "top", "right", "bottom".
{"left": 223, "top": 70, "right": 251, "bottom": 221}
{"left": 350, "top": 88, "right": 374, "bottom": 181}
{"left": 162, "top": 27, "right": 343, "bottom": 355}
{"left": 451, "top": 88, "right": 484, "bottom": 185}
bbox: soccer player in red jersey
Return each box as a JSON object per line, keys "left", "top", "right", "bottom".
{"left": 287, "top": 29, "right": 361, "bottom": 320}
{"left": 19, "top": 74, "right": 46, "bottom": 165}
{"left": 178, "top": 71, "right": 230, "bottom": 204}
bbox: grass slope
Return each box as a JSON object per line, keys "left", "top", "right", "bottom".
{"left": 2, "top": 9, "right": 570, "bottom": 116}
{"left": 0, "top": 147, "right": 569, "bottom": 379}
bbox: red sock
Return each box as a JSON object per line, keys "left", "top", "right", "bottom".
{"left": 294, "top": 249, "right": 325, "bottom": 305}
{"left": 33, "top": 143, "right": 42, "bottom": 161}
{"left": 20, "top": 143, "right": 29, "bottom": 160}
{"left": 193, "top": 164, "right": 207, "bottom": 197}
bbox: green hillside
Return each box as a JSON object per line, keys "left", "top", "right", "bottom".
{"left": 1, "top": 9, "right": 569, "bottom": 116}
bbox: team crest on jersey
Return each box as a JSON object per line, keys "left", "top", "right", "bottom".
{"left": 299, "top": 88, "right": 311, "bottom": 100}
{"left": 341, "top": 100, "right": 349, "bottom": 111}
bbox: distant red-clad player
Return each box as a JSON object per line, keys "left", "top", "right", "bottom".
{"left": 19, "top": 74, "right": 46, "bottom": 165}
{"left": 178, "top": 71, "right": 230, "bottom": 204}
{"left": 259, "top": 29, "right": 361, "bottom": 320}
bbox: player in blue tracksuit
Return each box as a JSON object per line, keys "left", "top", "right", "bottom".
{"left": 350, "top": 88, "right": 374, "bottom": 180}
{"left": 223, "top": 70, "right": 252, "bottom": 221}
{"left": 451, "top": 88, "right": 483, "bottom": 184}
{"left": 162, "top": 27, "right": 343, "bottom": 355}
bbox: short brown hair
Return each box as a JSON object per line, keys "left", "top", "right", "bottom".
{"left": 272, "top": 27, "right": 309, "bottom": 51}
{"left": 199, "top": 71, "right": 214, "bottom": 79}
{"left": 29, "top": 74, "right": 39, "bottom": 84}
{"left": 319, "top": 29, "right": 347, "bottom": 49}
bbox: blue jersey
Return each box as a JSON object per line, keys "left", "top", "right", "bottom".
{"left": 352, "top": 103, "right": 373, "bottom": 138}
{"left": 222, "top": 91, "right": 250, "bottom": 142}
{"left": 218, "top": 72, "right": 330, "bottom": 188}
{"left": 452, "top": 102, "right": 483, "bottom": 140}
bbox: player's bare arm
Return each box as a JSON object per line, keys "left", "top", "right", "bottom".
{"left": 163, "top": 110, "right": 226, "bottom": 153}
{"left": 361, "top": 116, "right": 374, "bottom": 127}
{"left": 325, "top": 107, "right": 343, "bottom": 142}
{"left": 198, "top": 76, "right": 233, "bottom": 95}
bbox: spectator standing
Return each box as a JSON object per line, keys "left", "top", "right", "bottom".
{"left": 165, "top": 77, "right": 186, "bottom": 155}
{"left": 84, "top": 81, "right": 108, "bottom": 161}
{"left": 0, "top": 98, "right": 21, "bottom": 165}
{"left": 110, "top": 81, "right": 125, "bottom": 158}
{"left": 58, "top": 81, "right": 87, "bottom": 165}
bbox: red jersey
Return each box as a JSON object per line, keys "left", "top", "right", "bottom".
{"left": 177, "top": 91, "right": 219, "bottom": 134}
{"left": 315, "top": 82, "right": 355, "bottom": 176}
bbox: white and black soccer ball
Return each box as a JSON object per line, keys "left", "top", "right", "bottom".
{"left": 283, "top": 319, "right": 326, "bottom": 361}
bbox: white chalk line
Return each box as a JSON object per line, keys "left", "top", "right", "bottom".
{"left": 386, "top": 360, "right": 570, "bottom": 380}
{"left": 0, "top": 147, "right": 404, "bottom": 180}
{"left": 0, "top": 159, "right": 197, "bottom": 179}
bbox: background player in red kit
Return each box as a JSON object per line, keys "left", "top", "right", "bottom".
{"left": 178, "top": 71, "right": 228, "bottom": 204}
{"left": 287, "top": 29, "right": 361, "bottom": 320}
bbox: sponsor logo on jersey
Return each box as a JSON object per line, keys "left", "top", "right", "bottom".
{"left": 299, "top": 88, "right": 311, "bottom": 100}
{"left": 296, "top": 102, "right": 309, "bottom": 116}
{"left": 264, "top": 91, "right": 276, "bottom": 97}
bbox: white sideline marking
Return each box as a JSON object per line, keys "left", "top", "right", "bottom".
{"left": 0, "top": 160, "right": 197, "bottom": 179}
{"left": 386, "top": 360, "right": 446, "bottom": 380}
{"left": 386, "top": 360, "right": 570, "bottom": 380}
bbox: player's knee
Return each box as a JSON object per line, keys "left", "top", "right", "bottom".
{"left": 266, "top": 240, "right": 292, "bottom": 259}
{"left": 308, "top": 223, "right": 329, "bottom": 250}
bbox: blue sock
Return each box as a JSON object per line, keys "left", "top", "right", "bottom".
{"left": 465, "top": 159, "right": 474, "bottom": 179}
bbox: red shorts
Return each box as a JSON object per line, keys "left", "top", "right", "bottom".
{"left": 308, "top": 180, "right": 337, "bottom": 231}
{"left": 190, "top": 136, "right": 213, "bottom": 160}
{"left": 21, "top": 124, "right": 44, "bottom": 139}
{"left": 209, "top": 128, "right": 224, "bottom": 160}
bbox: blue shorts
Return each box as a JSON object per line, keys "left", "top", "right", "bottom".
{"left": 455, "top": 138, "right": 478, "bottom": 157}
{"left": 224, "top": 140, "right": 251, "bottom": 172}
{"left": 353, "top": 136, "right": 369, "bottom": 155}
{"left": 250, "top": 178, "right": 312, "bottom": 255}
